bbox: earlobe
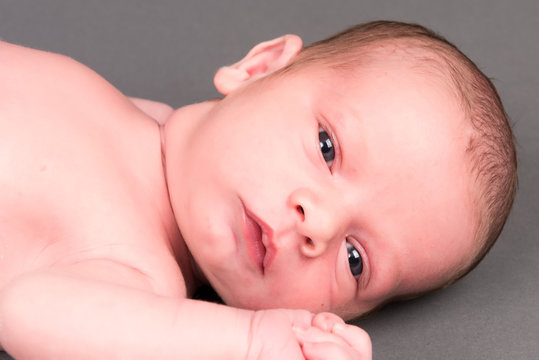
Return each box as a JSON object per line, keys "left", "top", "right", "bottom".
{"left": 213, "top": 34, "right": 303, "bottom": 95}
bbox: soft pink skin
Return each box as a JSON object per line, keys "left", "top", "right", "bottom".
{"left": 0, "top": 41, "right": 192, "bottom": 299}
{"left": 165, "top": 42, "right": 477, "bottom": 318}
{"left": 0, "top": 32, "right": 474, "bottom": 359}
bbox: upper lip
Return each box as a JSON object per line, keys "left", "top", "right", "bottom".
{"left": 242, "top": 202, "right": 276, "bottom": 273}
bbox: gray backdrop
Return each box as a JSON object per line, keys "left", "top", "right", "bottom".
{"left": 1, "top": 0, "right": 537, "bottom": 359}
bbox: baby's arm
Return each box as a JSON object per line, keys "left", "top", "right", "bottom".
{"left": 0, "top": 267, "right": 254, "bottom": 359}
{"left": 0, "top": 266, "right": 371, "bottom": 359}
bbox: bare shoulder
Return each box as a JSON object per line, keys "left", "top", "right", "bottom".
{"left": 0, "top": 41, "right": 188, "bottom": 299}
{"left": 0, "top": 40, "right": 85, "bottom": 80}
{"left": 0, "top": 40, "right": 130, "bottom": 109}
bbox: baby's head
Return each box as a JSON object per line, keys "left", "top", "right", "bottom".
{"left": 166, "top": 21, "right": 517, "bottom": 320}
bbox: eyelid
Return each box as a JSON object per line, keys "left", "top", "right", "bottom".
{"left": 318, "top": 116, "right": 342, "bottom": 172}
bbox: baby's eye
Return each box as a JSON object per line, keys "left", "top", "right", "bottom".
{"left": 346, "top": 241, "right": 363, "bottom": 278}
{"left": 318, "top": 127, "right": 335, "bottom": 168}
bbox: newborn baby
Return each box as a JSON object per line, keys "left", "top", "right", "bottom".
{"left": 0, "top": 21, "right": 516, "bottom": 359}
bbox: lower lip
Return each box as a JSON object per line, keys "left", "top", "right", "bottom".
{"left": 242, "top": 206, "right": 266, "bottom": 273}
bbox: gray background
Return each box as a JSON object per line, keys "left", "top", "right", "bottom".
{"left": 0, "top": 0, "right": 537, "bottom": 359}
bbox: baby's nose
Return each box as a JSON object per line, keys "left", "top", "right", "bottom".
{"left": 289, "top": 188, "right": 343, "bottom": 258}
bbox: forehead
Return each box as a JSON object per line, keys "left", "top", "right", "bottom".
{"left": 294, "top": 55, "right": 469, "bottom": 170}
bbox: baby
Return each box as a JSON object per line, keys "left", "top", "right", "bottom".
{"left": 0, "top": 20, "right": 516, "bottom": 359}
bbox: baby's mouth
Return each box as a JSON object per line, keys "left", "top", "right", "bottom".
{"left": 241, "top": 203, "right": 275, "bottom": 274}
{"left": 244, "top": 212, "right": 265, "bottom": 271}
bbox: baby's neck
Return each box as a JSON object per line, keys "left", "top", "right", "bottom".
{"left": 160, "top": 101, "right": 223, "bottom": 292}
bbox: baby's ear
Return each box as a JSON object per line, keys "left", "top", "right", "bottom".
{"left": 214, "top": 34, "right": 302, "bottom": 95}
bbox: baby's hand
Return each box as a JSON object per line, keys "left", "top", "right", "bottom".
{"left": 293, "top": 312, "right": 372, "bottom": 360}
{"left": 246, "top": 308, "right": 313, "bottom": 360}
{"left": 246, "top": 310, "right": 371, "bottom": 360}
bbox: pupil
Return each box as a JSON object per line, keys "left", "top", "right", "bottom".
{"left": 319, "top": 130, "right": 335, "bottom": 162}
{"left": 346, "top": 242, "right": 363, "bottom": 277}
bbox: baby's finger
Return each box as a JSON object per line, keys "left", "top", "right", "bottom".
{"left": 301, "top": 341, "right": 368, "bottom": 360}
{"left": 293, "top": 325, "right": 348, "bottom": 347}
{"left": 311, "top": 312, "right": 345, "bottom": 332}
{"left": 332, "top": 324, "right": 372, "bottom": 357}
{"left": 280, "top": 308, "right": 316, "bottom": 329}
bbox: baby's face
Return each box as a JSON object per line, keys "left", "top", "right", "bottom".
{"left": 170, "top": 59, "right": 477, "bottom": 319}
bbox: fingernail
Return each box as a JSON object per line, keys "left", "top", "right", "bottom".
{"left": 332, "top": 323, "right": 345, "bottom": 333}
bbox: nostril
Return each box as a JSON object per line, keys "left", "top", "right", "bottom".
{"left": 296, "top": 205, "right": 305, "bottom": 219}
{"left": 301, "top": 237, "right": 319, "bottom": 256}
